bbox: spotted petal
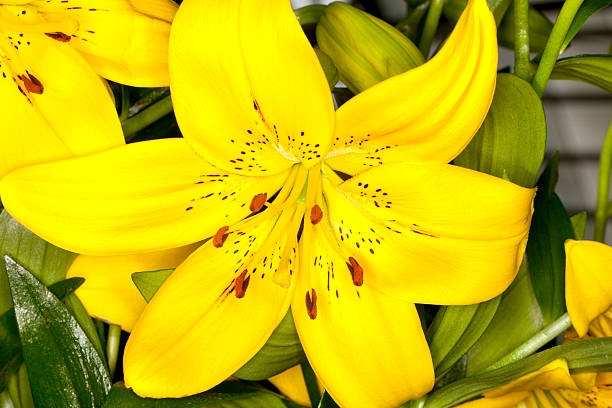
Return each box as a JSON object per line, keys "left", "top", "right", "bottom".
{"left": 169, "top": 0, "right": 334, "bottom": 176}
{"left": 320, "top": 161, "right": 534, "bottom": 305}
{"left": 292, "top": 218, "right": 433, "bottom": 408}
{"left": 66, "top": 244, "right": 199, "bottom": 332}
{"left": 326, "top": 0, "right": 497, "bottom": 175}
{"left": 124, "top": 209, "right": 299, "bottom": 397}
{"left": 0, "top": 138, "right": 289, "bottom": 255}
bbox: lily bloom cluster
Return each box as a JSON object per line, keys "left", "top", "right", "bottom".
{"left": 0, "top": 0, "right": 536, "bottom": 407}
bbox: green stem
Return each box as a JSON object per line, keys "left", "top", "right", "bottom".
{"left": 531, "top": 0, "right": 584, "bottom": 96}
{"left": 485, "top": 313, "right": 571, "bottom": 371}
{"left": 419, "top": 0, "right": 445, "bottom": 57}
{"left": 119, "top": 86, "right": 130, "bottom": 122}
{"left": 301, "top": 361, "right": 321, "bottom": 408}
{"left": 594, "top": 118, "right": 612, "bottom": 242}
{"left": 106, "top": 324, "right": 122, "bottom": 378}
{"left": 513, "top": 0, "right": 531, "bottom": 81}
{"left": 121, "top": 95, "right": 173, "bottom": 141}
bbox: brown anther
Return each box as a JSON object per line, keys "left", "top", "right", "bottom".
{"left": 235, "top": 270, "right": 250, "bottom": 298}
{"left": 19, "top": 73, "right": 43, "bottom": 94}
{"left": 45, "top": 32, "right": 71, "bottom": 42}
{"left": 346, "top": 257, "right": 364, "bottom": 286}
{"left": 310, "top": 204, "right": 323, "bottom": 225}
{"left": 305, "top": 289, "right": 317, "bottom": 320}
{"left": 249, "top": 193, "right": 267, "bottom": 212}
{"left": 213, "top": 226, "right": 229, "bottom": 248}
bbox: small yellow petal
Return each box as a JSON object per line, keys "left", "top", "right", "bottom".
{"left": 454, "top": 392, "right": 530, "bottom": 408}
{"left": 269, "top": 365, "right": 320, "bottom": 408}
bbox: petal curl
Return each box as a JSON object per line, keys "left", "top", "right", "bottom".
{"left": 169, "top": 0, "right": 334, "bottom": 175}
{"left": 66, "top": 244, "right": 199, "bottom": 332}
{"left": 124, "top": 209, "right": 298, "bottom": 397}
{"left": 327, "top": 0, "right": 497, "bottom": 174}
{"left": 321, "top": 161, "right": 534, "bottom": 304}
{"left": 565, "top": 240, "right": 612, "bottom": 337}
{"left": 0, "top": 138, "right": 289, "bottom": 255}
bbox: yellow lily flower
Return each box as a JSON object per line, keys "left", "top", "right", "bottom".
{"left": 0, "top": 0, "right": 177, "bottom": 176}
{"left": 0, "top": 0, "right": 535, "bottom": 405}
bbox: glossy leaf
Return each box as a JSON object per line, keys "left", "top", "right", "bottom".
{"left": 526, "top": 153, "right": 575, "bottom": 325}
{"left": 498, "top": 6, "right": 553, "bottom": 54}
{"left": 455, "top": 74, "right": 546, "bottom": 188}
{"left": 425, "top": 337, "right": 612, "bottom": 408}
{"left": 570, "top": 211, "right": 587, "bottom": 240}
{"left": 551, "top": 55, "right": 612, "bottom": 93}
{"left": 103, "top": 382, "right": 289, "bottom": 407}
{"left": 465, "top": 265, "right": 543, "bottom": 376}
{"left": 132, "top": 269, "right": 174, "bottom": 303}
{"left": 6, "top": 257, "right": 111, "bottom": 407}
{"left": 561, "top": 0, "right": 612, "bottom": 52}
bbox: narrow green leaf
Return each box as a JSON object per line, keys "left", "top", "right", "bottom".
{"left": 47, "top": 277, "right": 85, "bottom": 301}
{"left": 425, "top": 337, "right": 612, "bottom": 408}
{"left": 551, "top": 55, "right": 612, "bottom": 93}
{"left": 103, "top": 382, "right": 289, "bottom": 407}
{"left": 429, "top": 305, "right": 478, "bottom": 370}
{"left": 465, "top": 266, "right": 543, "bottom": 376}
{"left": 526, "top": 154, "right": 575, "bottom": 325}
{"left": 6, "top": 257, "right": 111, "bottom": 407}
{"left": 498, "top": 5, "right": 553, "bottom": 54}
{"left": 561, "top": 0, "right": 612, "bottom": 52}
{"left": 234, "top": 311, "right": 306, "bottom": 380}
{"left": 570, "top": 211, "right": 588, "bottom": 240}
{"left": 0, "top": 310, "right": 21, "bottom": 394}
{"left": 131, "top": 269, "right": 174, "bottom": 303}
{"left": 454, "top": 74, "right": 546, "bottom": 188}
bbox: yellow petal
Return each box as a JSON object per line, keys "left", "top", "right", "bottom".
{"left": 292, "top": 217, "right": 434, "bottom": 408}
{"left": 454, "top": 392, "right": 530, "bottom": 408}
{"left": 0, "top": 138, "right": 289, "bottom": 255}
{"left": 0, "top": 30, "right": 123, "bottom": 177}
{"left": 565, "top": 240, "right": 612, "bottom": 337}
{"left": 66, "top": 244, "right": 199, "bottom": 332}
{"left": 269, "top": 365, "right": 314, "bottom": 408}
{"left": 30, "top": 0, "right": 177, "bottom": 87}
{"left": 169, "top": 0, "right": 334, "bottom": 175}
{"left": 320, "top": 161, "right": 534, "bottom": 304}
{"left": 124, "top": 209, "right": 298, "bottom": 398}
{"left": 326, "top": 0, "right": 497, "bottom": 175}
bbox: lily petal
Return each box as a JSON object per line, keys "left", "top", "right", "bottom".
{"left": 327, "top": 0, "right": 497, "bottom": 175}
{"left": 268, "top": 365, "right": 313, "bottom": 408}
{"left": 66, "top": 244, "right": 199, "bottom": 332}
{"left": 293, "top": 219, "right": 434, "bottom": 408}
{"left": 169, "top": 0, "right": 334, "bottom": 175}
{"left": 0, "top": 138, "right": 289, "bottom": 255}
{"left": 565, "top": 240, "right": 612, "bottom": 337}
{"left": 31, "top": 0, "right": 177, "bottom": 87}
{"left": 0, "top": 30, "right": 123, "bottom": 177}
{"left": 124, "top": 210, "right": 297, "bottom": 398}
{"left": 321, "top": 161, "right": 534, "bottom": 304}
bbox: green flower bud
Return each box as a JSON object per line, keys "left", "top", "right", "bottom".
{"left": 316, "top": 2, "right": 424, "bottom": 94}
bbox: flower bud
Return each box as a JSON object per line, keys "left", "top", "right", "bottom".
{"left": 316, "top": 2, "right": 424, "bottom": 94}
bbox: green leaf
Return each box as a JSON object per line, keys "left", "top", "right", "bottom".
{"left": 498, "top": 5, "right": 553, "bottom": 54}
{"left": 317, "top": 391, "right": 340, "bottom": 408}
{"left": 314, "top": 49, "right": 339, "bottom": 90}
{"left": 561, "top": 0, "right": 612, "bottom": 52}
{"left": 570, "top": 212, "right": 588, "bottom": 240}
{"left": 5, "top": 257, "right": 111, "bottom": 407}
{"left": 428, "top": 305, "right": 478, "bottom": 369}
{"left": 454, "top": 74, "right": 546, "bottom": 188}
{"left": 465, "top": 265, "right": 543, "bottom": 376}
{"left": 526, "top": 153, "right": 575, "bottom": 325}
{"left": 234, "top": 311, "right": 306, "bottom": 381}
{"left": 551, "top": 55, "right": 612, "bottom": 93}
{"left": 131, "top": 269, "right": 174, "bottom": 303}
{"left": 103, "top": 382, "right": 289, "bottom": 407}
{"left": 425, "top": 337, "right": 612, "bottom": 408}
{"left": 47, "top": 277, "right": 85, "bottom": 301}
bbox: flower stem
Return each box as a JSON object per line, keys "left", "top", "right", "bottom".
{"left": 419, "top": 0, "right": 445, "bottom": 58}
{"left": 119, "top": 86, "right": 130, "bottom": 122}
{"left": 485, "top": 312, "right": 571, "bottom": 371}
{"left": 106, "top": 324, "right": 122, "bottom": 378}
{"left": 594, "top": 118, "right": 612, "bottom": 242}
{"left": 121, "top": 95, "right": 173, "bottom": 141}
{"left": 301, "top": 361, "right": 321, "bottom": 408}
{"left": 513, "top": 0, "right": 531, "bottom": 81}
{"left": 531, "top": 0, "right": 584, "bottom": 96}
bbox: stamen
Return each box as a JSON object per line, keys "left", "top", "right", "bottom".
{"left": 235, "top": 270, "right": 250, "bottom": 298}
{"left": 305, "top": 289, "right": 317, "bottom": 320}
{"left": 213, "top": 226, "right": 229, "bottom": 248}
{"left": 18, "top": 72, "right": 43, "bottom": 94}
{"left": 45, "top": 32, "right": 71, "bottom": 42}
{"left": 249, "top": 193, "right": 267, "bottom": 212}
{"left": 310, "top": 204, "right": 323, "bottom": 225}
{"left": 346, "top": 257, "right": 364, "bottom": 286}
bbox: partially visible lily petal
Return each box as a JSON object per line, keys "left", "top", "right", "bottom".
{"left": 565, "top": 240, "right": 612, "bottom": 337}
{"left": 292, "top": 217, "right": 434, "bottom": 408}
{"left": 169, "top": 0, "right": 334, "bottom": 175}
{"left": 0, "top": 138, "right": 289, "bottom": 255}
{"left": 31, "top": 0, "right": 177, "bottom": 87}
{"left": 321, "top": 161, "right": 534, "bottom": 304}
{"left": 327, "top": 0, "right": 497, "bottom": 175}
{"left": 124, "top": 209, "right": 298, "bottom": 398}
{"left": 268, "top": 365, "right": 313, "bottom": 408}
{"left": 0, "top": 30, "right": 123, "bottom": 177}
{"left": 66, "top": 244, "right": 199, "bottom": 332}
